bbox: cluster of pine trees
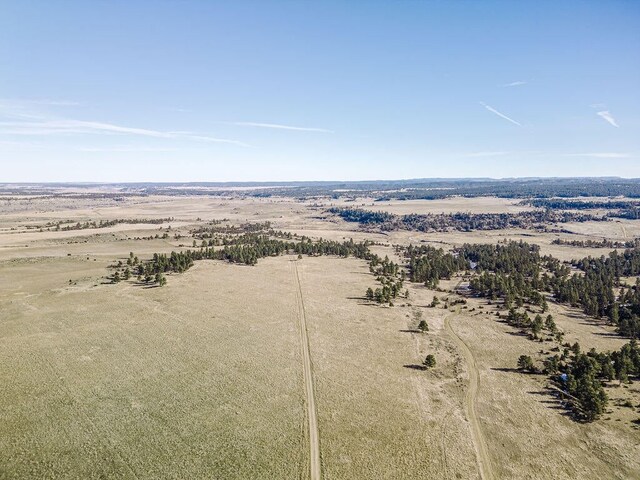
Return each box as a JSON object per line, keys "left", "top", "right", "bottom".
{"left": 553, "top": 249, "right": 640, "bottom": 332}
{"left": 459, "top": 241, "right": 542, "bottom": 275}
{"left": 615, "top": 282, "right": 640, "bottom": 338}
{"left": 110, "top": 252, "right": 167, "bottom": 286}
{"left": 365, "top": 255, "right": 406, "bottom": 305}
{"left": 190, "top": 221, "right": 272, "bottom": 237}
{"left": 141, "top": 235, "right": 375, "bottom": 280}
{"left": 506, "top": 311, "right": 562, "bottom": 341}
{"left": 327, "top": 207, "right": 394, "bottom": 225}
{"left": 572, "top": 248, "right": 640, "bottom": 277}
{"left": 522, "top": 198, "right": 640, "bottom": 220}
{"left": 462, "top": 242, "right": 552, "bottom": 310}
{"left": 330, "top": 207, "right": 604, "bottom": 232}
{"left": 470, "top": 271, "right": 548, "bottom": 309}
{"left": 532, "top": 341, "right": 640, "bottom": 421}
{"left": 616, "top": 207, "right": 640, "bottom": 219}
{"left": 524, "top": 198, "right": 640, "bottom": 210}
{"left": 146, "top": 251, "right": 195, "bottom": 273}
{"left": 556, "top": 349, "right": 608, "bottom": 422}
{"left": 403, "top": 244, "right": 468, "bottom": 288}
{"left": 459, "top": 241, "right": 640, "bottom": 340}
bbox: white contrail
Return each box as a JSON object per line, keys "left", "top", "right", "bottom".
{"left": 0, "top": 119, "right": 250, "bottom": 146}
{"left": 230, "top": 121, "right": 332, "bottom": 133}
{"left": 479, "top": 102, "right": 522, "bottom": 126}
{"left": 464, "top": 151, "right": 510, "bottom": 157}
{"left": 502, "top": 81, "right": 526, "bottom": 87}
{"left": 596, "top": 110, "right": 619, "bottom": 128}
{"left": 75, "top": 146, "right": 179, "bottom": 152}
{"left": 563, "top": 152, "right": 629, "bottom": 158}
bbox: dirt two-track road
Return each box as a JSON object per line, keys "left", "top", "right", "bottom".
{"left": 292, "top": 260, "right": 322, "bottom": 480}
{"left": 445, "top": 312, "right": 495, "bottom": 480}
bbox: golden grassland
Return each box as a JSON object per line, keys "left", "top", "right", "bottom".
{"left": 1, "top": 194, "right": 639, "bottom": 479}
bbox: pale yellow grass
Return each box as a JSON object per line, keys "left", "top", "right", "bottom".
{"left": 1, "top": 193, "right": 639, "bottom": 479}
{"left": 1, "top": 257, "right": 305, "bottom": 479}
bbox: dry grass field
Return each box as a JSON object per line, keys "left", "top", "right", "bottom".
{"left": 323, "top": 196, "right": 534, "bottom": 215}
{"left": 1, "top": 193, "right": 639, "bottom": 479}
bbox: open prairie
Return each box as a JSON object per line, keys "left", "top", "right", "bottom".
{"left": 323, "top": 196, "right": 534, "bottom": 215}
{"left": 1, "top": 192, "right": 639, "bottom": 479}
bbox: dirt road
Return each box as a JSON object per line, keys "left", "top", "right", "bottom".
{"left": 292, "top": 260, "right": 321, "bottom": 480}
{"left": 445, "top": 313, "right": 494, "bottom": 480}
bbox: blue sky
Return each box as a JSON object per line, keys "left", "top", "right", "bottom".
{"left": 1, "top": 1, "right": 638, "bottom": 182}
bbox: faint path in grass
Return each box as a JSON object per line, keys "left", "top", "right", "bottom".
{"left": 444, "top": 312, "right": 494, "bottom": 480}
{"left": 292, "top": 260, "right": 321, "bottom": 480}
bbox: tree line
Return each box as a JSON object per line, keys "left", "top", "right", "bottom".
{"left": 552, "top": 238, "right": 640, "bottom": 249}
{"left": 520, "top": 198, "right": 640, "bottom": 220}
{"left": 456, "top": 240, "right": 640, "bottom": 341}
{"left": 329, "top": 207, "right": 606, "bottom": 232}
{"left": 42, "top": 217, "right": 173, "bottom": 232}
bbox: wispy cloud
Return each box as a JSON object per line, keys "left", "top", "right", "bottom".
{"left": 464, "top": 151, "right": 511, "bottom": 157}
{"left": 0, "top": 119, "right": 250, "bottom": 146}
{"left": 75, "top": 146, "right": 179, "bottom": 152}
{"left": 0, "top": 98, "right": 82, "bottom": 108}
{"left": 162, "top": 107, "right": 191, "bottom": 113}
{"left": 563, "top": 152, "right": 630, "bottom": 158}
{"left": 0, "top": 139, "right": 46, "bottom": 150}
{"left": 596, "top": 110, "right": 619, "bottom": 128}
{"left": 479, "top": 102, "right": 522, "bottom": 126}
{"left": 0, "top": 99, "right": 249, "bottom": 147}
{"left": 31, "top": 99, "right": 82, "bottom": 107}
{"left": 502, "top": 81, "right": 526, "bottom": 87}
{"left": 230, "top": 121, "right": 332, "bottom": 133}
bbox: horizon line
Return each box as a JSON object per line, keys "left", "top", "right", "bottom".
{"left": 2, "top": 175, "right": 640, "bottom": 186}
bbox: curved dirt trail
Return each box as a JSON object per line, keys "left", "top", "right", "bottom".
{"left": 444, "top": 313, "right": 494, "bottom": 480}
{"left": 292, "top": 260, "right": 321, "bottom": 480}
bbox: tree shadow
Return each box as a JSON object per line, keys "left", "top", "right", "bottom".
{"left": 403, "top": 364, "right": 427, "bottom": 371}
{"left": 505, "top": 330, "right": 529, "bottom": 337}
{"left": 527, "top": 389, "right": 552, "bottom": 396}
{"left": 528, "top": 387, "right": 580, "bottom": 419}
{"left": 491, "top": 367, "right": 520, "bottom": 373}
{"left": 399, "top": 329, "right": 421, "bottom": 333}
{"left": 578, "top": 320, "right": 609, "bottom": 327}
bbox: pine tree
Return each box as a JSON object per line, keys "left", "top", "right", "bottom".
{"left": 517, "top": 355, "right": 535, "bottom": 372}
{"left": 423, "top": 354, "right": 436, "bottom": 369}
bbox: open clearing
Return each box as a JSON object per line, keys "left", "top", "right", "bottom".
{"left": 1, "top": 193, "right": 639, "bottom": 479}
